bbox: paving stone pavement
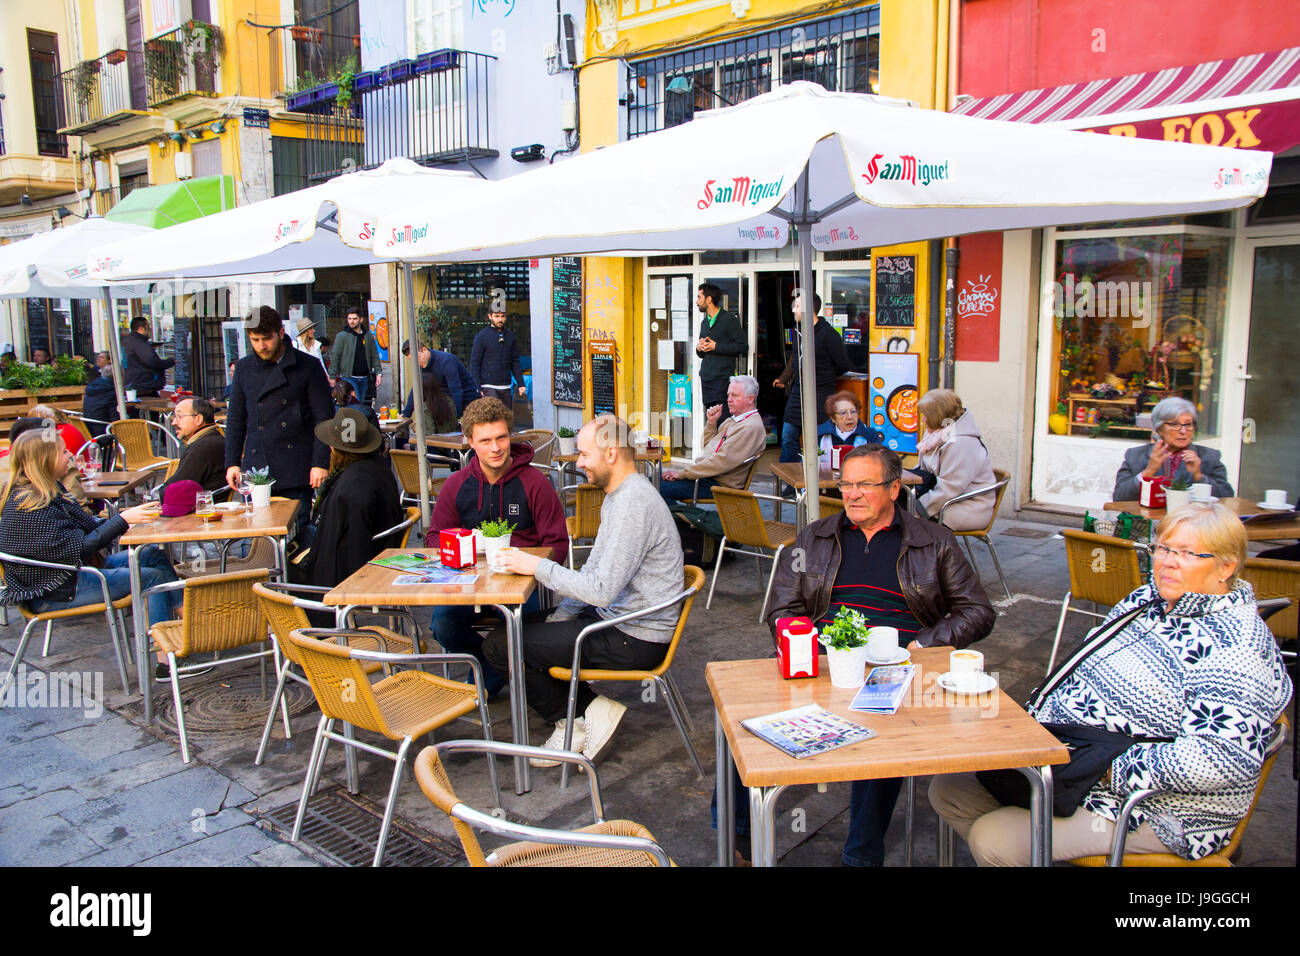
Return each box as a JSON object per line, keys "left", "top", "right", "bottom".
{"left": 1, "top": 506, "right": 1294, "bottom": 868}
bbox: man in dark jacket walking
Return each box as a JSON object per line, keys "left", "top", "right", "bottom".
{"left": 329, "top": 308, "right": 382, "bottom": 405}
{"left": 225, "top": 307, "right": 334, "bottom": 532}
{"left": 401, "top": 341, "right": 479, "bottom": 416}
{"left": 123, "top": 317, "right": 174, "bottom": 397}
{"left": 695, "top": 282, "right": 746, "bottom": 425}
{"left": 775, "top": 291, "right": 850, "bottom": 462}
{"left": 470, "top": 293, "right": 526, "bottom": 405}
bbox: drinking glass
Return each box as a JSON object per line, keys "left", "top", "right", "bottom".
{"left": 237, "top": 478, "right": 254, "bottom": 512}
{"left": 195, "top": 491, "right": 215, "bottom": 518}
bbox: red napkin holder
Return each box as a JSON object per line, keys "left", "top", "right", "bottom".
{"left": 1139, "top": 475, "right": 1169, "bottom": 509}
{"left": 831, "top": 444, "right": 854, "bottom": 469}
{"left": 439, "top": 528, "right": 476, "bottom": 569}
{"left": 776, "top": 616, "right": 819, "bottom": 679}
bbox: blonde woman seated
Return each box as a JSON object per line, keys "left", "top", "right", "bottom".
{"left": 913, "top": 389, "right": 996, "bottom": 531}
{"left": 1, "top": 417, "right": 93, "bottom": 514}
{"left": 928, "top": 503, "right": 1292, "bottom": 865}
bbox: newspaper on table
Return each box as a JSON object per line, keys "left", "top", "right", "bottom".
{"left": 741, "top": 703, "right": 876, "bottom": 759}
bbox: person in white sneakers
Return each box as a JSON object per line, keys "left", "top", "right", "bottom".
{"left": 489, "top": 414, "right": 685, "bottom": 767}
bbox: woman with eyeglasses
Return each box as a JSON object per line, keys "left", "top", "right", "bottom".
{"left": 930, "top": 502, "right": 1291, "bottom": 865}
{"left": 1112, "top": 396, "right": 1234, "bottom": 501}
{"left": 914, "top": 388, "right": 996, "bottom": 531}
{"left": 816, "top": 391, "right": 883, "bottom": 459}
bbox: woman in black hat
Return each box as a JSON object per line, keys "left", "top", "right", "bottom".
{"left": 296, "top": 408, "right": 403, "bottom": 589}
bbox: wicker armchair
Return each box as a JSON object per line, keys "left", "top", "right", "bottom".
{"left": 1048, "top": 529, "right": 1145, "bottom": 674}
{"left": 390, "top": 449, "right": 446, "bottom": 508}
{"left": 108, "top": 418, "right": 177, "bottom": 470}
{"left": 149, "top": 569, "right": 274, "bottom": 763}
{"left": 935, "top": 468, "right": 1012, "bottom": 600}
{"left": 287, "top": 628, "right": 498, "bottom": 867}
{"left": 414, "top": 740, "right": 672, "bottom": 866}
{"left": 687, "top": 454, "right": 762, "bottom": 505}
{"left": 565, "top": 483, "right": 605, "bottom": 569}
{"left": 707, "top": 487, "right": 798, "bottom": 622}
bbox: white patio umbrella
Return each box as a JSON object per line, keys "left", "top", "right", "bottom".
{"left": 373, "top": 82, "right": 1272, "bottom": 521}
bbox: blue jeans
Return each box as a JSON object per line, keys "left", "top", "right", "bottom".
{"left": 343, "top": 375, "right": 370, "bottom": 404}
{"left": 779, "top": 422, "right": 802, "bottom": 463}
{"left": 430, "top": 589, "right": 541, "bottom": 698}
{"left": 843, "top": 777, "right": 903, "bottom": 866}
{"left": 659, "top": 477, "right": 716, "bottom": 505}
{"left": 28, "top": 546, "right": 179, "bottom": 628}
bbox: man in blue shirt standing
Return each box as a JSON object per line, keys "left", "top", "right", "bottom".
{"left": 470, "top": 291, "right": 526, "bottom": 406}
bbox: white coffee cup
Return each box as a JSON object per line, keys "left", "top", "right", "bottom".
{"left": 1265, "top": 488, "right": 1289, "bottom": 508}
{"left": 950, "top": 648, "right": 984, "bottom": 675}
{"left": 490, "top": 546, "right": 516, "bottom": 573}
{"left": 1191, "top": 482, "right": 1212, "bottom": 501}
{"left": 866, "top": 626, "right": 899, "bottom": 660}
{"left": 125, "top": 389, "right": 137, "bottom": 401}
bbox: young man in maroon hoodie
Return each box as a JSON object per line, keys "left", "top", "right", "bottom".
{"left": 425, "top": 397, "right": 568, "bottom": 696}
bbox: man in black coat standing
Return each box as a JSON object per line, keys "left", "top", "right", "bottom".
{"left": 123, "top": 317, "right": 174, "bottom": 397}
{"left": 775, "top": 290, "right": 850, "bottom": 462}
{"left": 470, "top": 290, "right": 526, "bottom": 405}
{"left": 695, "top": 282, "right": 746, "bottom": 426}
{"left": 225, "top": 307, "right": 333, "bottom": 532}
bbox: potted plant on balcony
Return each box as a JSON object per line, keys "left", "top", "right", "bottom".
{"left": 72, "top": 61, "right": 100, "bottom": 108}
{"left": 106, "top": 49, "right": 128, "bottom": 65}
{"left": 290, "top": 24, "right": 323, "bottom": 43}
{"left": 333, "top": 55, "right": 359, "bottom": 112}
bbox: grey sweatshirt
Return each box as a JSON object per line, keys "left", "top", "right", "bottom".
{"left": 534, "top": 471, "right": 684, "bottom": 643}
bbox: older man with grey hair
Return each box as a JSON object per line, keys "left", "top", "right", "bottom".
{"left": 1113, "top": 396, "right": 1234, "bottom": 501}
{"left": 660, "top": 373, "right": 767, "bottom": 504}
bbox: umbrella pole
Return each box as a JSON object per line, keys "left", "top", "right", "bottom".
{"left": 793, "top": 168, "right": 821, "bottom": 525}
{"left": 101, "top": 293, "right": 128, "bottom": 421}
{"left": 402, "top": 263, "right": 431, "bottom": 526}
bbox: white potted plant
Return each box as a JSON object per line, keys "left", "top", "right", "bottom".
{"left": 247, "top": 466, "right": 274, "bottom": 509}
{"left": 557, "top": 426, "right": 577, "bottom": 456}
{"left": 819, "top": 606, "right": 872, "bottom": 688}
{"left": 1164, "top": 476, "right": 1192, "bottom": 515}
{"left": 478, "top": 518, "right": 515, "bottom": 570}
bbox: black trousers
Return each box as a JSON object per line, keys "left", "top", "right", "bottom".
{"left": 701, "top": 379, "right": 731, "bottom": 426}
{"left": 482, "top": 610, "right": 667, "bottom": 724}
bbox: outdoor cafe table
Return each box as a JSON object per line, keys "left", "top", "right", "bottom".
{"left": 1104, "top": 497, "right": 1300, "bottom": 542}
{"left": 121, "top": 498, "right": 299, "bottom": 717}
{"left": 323, "top": 546, "right": 554, "bottom": 795}
{"left": 768, "top": 461, "right": 922, "bottom": 529}
{"left": 708, "top": 648, "right": 1069, "bottom": 867}
{"left": 554, "top": 447, "right": 665, "bottom": 488}
{"left": 83, "top": 469, "right": 157, "bottom": 514}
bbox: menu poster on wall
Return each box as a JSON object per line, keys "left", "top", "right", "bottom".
{"left": 874, "top": 255, "right": 917, "bottom": 328}
{"left": 868, "top": 352, "right": 919, "bottom": 454}
{"left": 590, "top": 340, "right": 617, "bottom": 417}
{"left": 367, "top": 299, "right": 389, "bottom": 361}
{"left": 552, "top": 257, "right": 584, "bottom": 407}
{"left": 172, "top": 316, "right": 192, "bottom": 390}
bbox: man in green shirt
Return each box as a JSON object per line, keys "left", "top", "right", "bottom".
{"left": 695, "top": 282, "right": 746, "bottom": 425}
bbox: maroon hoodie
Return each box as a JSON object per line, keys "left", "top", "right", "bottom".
{"left": 425, "top": 441, "right": 569, "bottom": 563}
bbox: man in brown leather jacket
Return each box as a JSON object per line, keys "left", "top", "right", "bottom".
{"left": 765, "top": 443, "right": 994, "bottom": 865}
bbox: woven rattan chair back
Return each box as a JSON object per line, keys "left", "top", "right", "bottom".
{"left": 571, "top": 484, "right": 605, "bottom": 539}
{"left": 519, "top": 430, "right": 556, "bottom": 466}
{"left": 68, "top": 417, "right": 93, "bottom": 451}
{"left": 177, "top": 569, "right": 270, "bottom": 656}
{"left": 162, "top": 458, "right": 180, "bottom": 482}
{"left": 819, "top": 495, "right": 845, "bottom": 514}
{"left": 390, "top": 449, "right": 424, "bottom": 497}
{"left": 1242, "top": 557, "right": 1300, "bottom": 642}
{"left": 253, "top": 582, "right": 312, "bottom": 667}
{"left": 959, "top": 467, "right": 1011, "bottom": 538}
{"left": 108, "top": 419, "right": 167, "bottom": 470}
{"left": 1062, "top": 529, "right": 1143, "bottom": 606}
{"left": 288, "top": 629, "right": 394, "bottom": 737}
{"left": 413, "top": 746, "right": 491, "bottom": 866}
{"left": 712, "top": 487, "right": 779, "bottom": 549}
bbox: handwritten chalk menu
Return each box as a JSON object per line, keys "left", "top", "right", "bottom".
{"left": 171, "top": 316, "right": 192, "bottom": 390}
{"left": 552, "top": 257, "right": 584, "bottom": 407}
{"left": 25, "top": 298, "right": 50, "bottom": 354}
{"left": 590, "top": 340, "right": 617, "bottom": 416}
{"left": 874, "top": 255, "right": 917, "bottom": 328}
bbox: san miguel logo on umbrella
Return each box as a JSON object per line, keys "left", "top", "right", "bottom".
{"left": 862, "top": 153, "right": 950, "bottom": 186}
{"left": 273, "top": 219, "right": 303, "bottom": 242}
{"left": 385, "top": 223, "right": 429, "bottom": 247}
{"left": 697, "top": 175, "right": 784, "bottom": 210}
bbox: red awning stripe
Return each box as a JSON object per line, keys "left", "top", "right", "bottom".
{"left": 955, "top": 47, "right": 1300, "bottom": 126}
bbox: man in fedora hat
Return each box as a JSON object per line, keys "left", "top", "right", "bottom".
{"left": 296, "top": 407, "right": 402, "bottom": 588}
{"left": 226, "top": 306, "right": 334, "bottom": 533}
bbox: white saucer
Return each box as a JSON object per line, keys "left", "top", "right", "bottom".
{"left": 1255, "top": 501, "right": 1294, "bottom": 511}
{"left": 1189, "top": 496, "right": 1218, "bottom": 504}
{"left": 938, "top": 671, "right": 998, "bottom": 695}
{"left": 864, "top": 647, "right": 910, "bottom": 666}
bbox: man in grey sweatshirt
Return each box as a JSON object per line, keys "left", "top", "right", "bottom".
{"left": 489, "top": 414, "right": 685, "bottom": 767}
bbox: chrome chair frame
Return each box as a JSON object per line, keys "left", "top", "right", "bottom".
{"left": 686, "top": 453, "right": 763, "bottom": 506}
{"left": 706, "top": 489, "right": 795, "bottom": 623}
{"left": 935, "top": 471, "right": 1012, "bottom": 600}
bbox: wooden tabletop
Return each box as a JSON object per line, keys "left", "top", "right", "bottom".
{"left": 83, "top": 470, "right": 158, "bottom": 500}
{"left": 707, "top": 648, "right": 1069, "bottom": 789}
{"left": 379, "top": 416, "right": 410, "bottom": 432}
{"left": 554, "top": 447, "right": 665, "bottom": 464}
{"left": 1105, "top": 497, "right": 1300, "bottom": 541}
{"left": 324, "top": 546, "right": 553, "bottom": 607}
{"left": 769, "top": 461, "right": 922, "bottom": 491}
{"left": 120, "top": 498, "right": 300, "bottom": 545}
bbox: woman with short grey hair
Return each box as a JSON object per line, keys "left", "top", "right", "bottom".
{"left": 1112, "top": 396, "right": 1233, "bottom": 501}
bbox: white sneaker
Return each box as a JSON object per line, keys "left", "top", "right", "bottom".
{"left": 529, "top": 718, "right": 586, "bottom": 768}
{"left": 582, "top": 696, "right": 627, "bottom": 762}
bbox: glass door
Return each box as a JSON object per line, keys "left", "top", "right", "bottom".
{"left": 692, "top": 274, "right": 749, "bottom": 451}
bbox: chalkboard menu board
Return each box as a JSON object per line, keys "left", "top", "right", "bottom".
{"left": 172, "top": 316, "right": 192, "bottom": 390}
{"left": 552, "top": 257, "right": 584, "bottom": 407}
{"left": 590, "top": 340, "right": 616, "bottom": 417}
{"left": 874, "top": 255, "right": 917, "bottom": 328}
{"left": 25, "top": 298, "right": 50, "bottom": 354}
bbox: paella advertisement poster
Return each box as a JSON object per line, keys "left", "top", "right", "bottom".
{"left": 868, "top": 352, "right": 919, "bottom": 454}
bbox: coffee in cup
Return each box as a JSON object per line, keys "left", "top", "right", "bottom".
{"left": 950, "top": 649, "right": 984, "bottom": 674}
{"left": 866, "top": 626, "right": 899, "bottom": 659}
{"left": 1265, "top": 489, "right": 1289, "bottom": 508}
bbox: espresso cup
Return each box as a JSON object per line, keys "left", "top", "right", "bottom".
{"left": 125, "top": 389, "right": 137, "bottom": 401}
{"left": 866, "top": 626, "right": 899, "bottom": 659}
{"left": 1191, "top": 482, "right": 1212, "bottom": 501}
{"left": 490, "top": 547, "right": 516, "bottom": 573}
{"left": 1265, "top": 488, "right": 1289, "bottom": 508}
{"left": 949, "top": 649, "right": 984, "bottom": 675}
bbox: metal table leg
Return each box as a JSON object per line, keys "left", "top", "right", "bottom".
{"left": 715, "top": 709, "right": 735, "bottom": 867}
{"left": 1018, "top": 764, "right": 1055, "bottom": 866}
{"left": 128, "top": 545, "right": 151, "bottom": 721}
{"left": 751, "top": 784, "right": 786, "bottom": 867}
{"left": 904, "top": 776, "right": 915, "bottom": 866}
{"left": 493, "top": 603, "right": 531, "bottom": 794}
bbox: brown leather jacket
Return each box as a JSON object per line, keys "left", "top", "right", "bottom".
{"left": 766, "top": 505, "right": 995, "bottom": 649}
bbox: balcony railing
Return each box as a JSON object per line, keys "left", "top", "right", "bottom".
{"left": 144, "top": 24, "right": 219, "bottom": 108}
{"left": 627, "top": 7, "right": 879, "bottom": 138}
{"left": 58, "top": 49, "right": 145, "bottom": 133}
{"left": 290, "top": 27, "right": 360, "bottom": 94}
{"left": 285, "top": 49, "right": 495, "bottom": 182}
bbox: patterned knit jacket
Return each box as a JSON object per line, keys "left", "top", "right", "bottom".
{"left": 1032, "top": 579, "right": 1291, "bottom": 860}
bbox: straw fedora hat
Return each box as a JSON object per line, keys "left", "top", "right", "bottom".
{"left": 315, "top": 408, "right": 382, "bottom": 455}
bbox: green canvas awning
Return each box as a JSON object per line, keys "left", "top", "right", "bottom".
{"left": 104, "top": 175, "right": 235, "bottom": 228}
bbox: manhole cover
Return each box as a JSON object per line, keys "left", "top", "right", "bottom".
{"left": 998, "top": 526, "right": 1053, "bottom": 538}
{"left": 154, "top": 671, "right": 315, "bottom": 734}
{"left": 259, "top": 787, "right": 465, "bottom": 867}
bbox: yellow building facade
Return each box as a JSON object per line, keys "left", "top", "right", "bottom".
{"left": 573, "top": 0, "right": 954, "bottom": 457}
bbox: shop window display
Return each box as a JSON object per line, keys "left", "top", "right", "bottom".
{"left": 1047, "top": 232, "right": 1229, "bottom": 441}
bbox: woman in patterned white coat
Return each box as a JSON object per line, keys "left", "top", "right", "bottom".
{"left": 928, "top": 502, "right": 1291, "bottom": 864}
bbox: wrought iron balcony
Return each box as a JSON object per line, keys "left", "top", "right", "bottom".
{"left": 59, "top": 49, "right": 145, "bottom": 133}
{"left": 285, "top": 49, "right": 495, "bottom": 182}
{"left": 144, "top": 23, "right": 220, "bottom": 108}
